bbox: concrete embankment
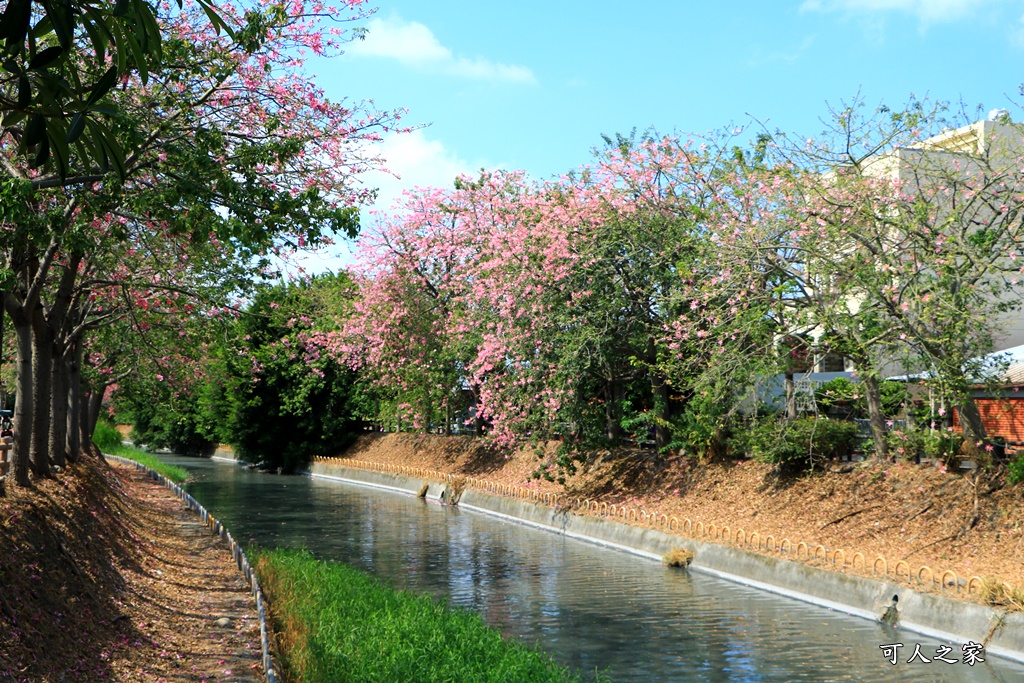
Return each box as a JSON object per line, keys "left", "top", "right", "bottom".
{"left": 210, "top": 443, "right": 239, "bottom": 462}
{"left": 306, "top": 460, "right": 1024, "bottom": 665}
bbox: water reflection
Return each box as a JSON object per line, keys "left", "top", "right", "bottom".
{"left": 161, "top": 455, "right": 1024, "bottom": 683}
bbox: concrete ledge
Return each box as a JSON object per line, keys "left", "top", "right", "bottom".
{"left": 307, "top": 461, "right": 447, "bottom": 501}
{"left": 308, "top": 462, "right": 1024, "bottom": 665}
{"left": 211, "top": 444, "right": 238, "bottom": 463}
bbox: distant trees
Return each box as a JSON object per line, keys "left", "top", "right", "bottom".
{"left": 110, "top": 97, "right": 1024, "bottom": 477}
{"left": 332, "top": 99, "right": 1024, "bottom": 470}
{"left": 330, "top": 135, "right": 767, "bottom": 470}
{"left": 221, "top": 275, "right": 368, "bottom": 472}
{"left": 116, "top": 274, "right": 368, "bottom": 472}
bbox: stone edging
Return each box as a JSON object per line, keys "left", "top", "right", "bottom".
{"left": 306, "top": 460, "right": 1024, "bottom": 667}
{"left": 105, "top": 455, "right": 277, "bottom": 683}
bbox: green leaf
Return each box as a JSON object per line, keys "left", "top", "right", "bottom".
{"left": 98, "top": 126, "right": 126, "bottom": 180}
{"left": 134, "top": 0, "right": 163, "bottom": 59}
{"left": 28, "top": 45, "right": 63, "bottom": 70}
{"left": 17, "top": 75, "right": 30, "bottom": 108}
{"left": 31, "top": 133, "right": 49, "bottom": 168}
{"left": 66, "top": 112, "right": 85, "bottom": 144}
{"left": 2, "top": 110, "right": 26, "bottom": 127}
{"left": 122, "top": 25, "right": 148, "bottom": 85}
{"left": 24, "top": 113, "right": 46, "bottom": 146}
{"left": 72, "top": 138, "right": 90, "bottom": 168}
{"left": 84, "top": 118, "right": 110, "bottom": 173}
{"left": 46, "top": 119, "right": 70, "bottom": 179}
{"left": 30, "top": 15, "right": 53, "bottom": 39}
{"left": 88, "top": 103, "right": 119, "bottom": 116}
{"left": 81, "top": 17, "right": 107, "bottom": 63}
{"left": 85, "top": 66, "right": 118, "bottom": 108}
{"left": 195, "top": 0, "right": 234, "bottom": 39}
{"left": 0, "top": 0, "right": 32, "bottom": 44}
{"left": 39, "top": 0, "right": 73, "bottom": 48}
{"left": 112, "top": 0, "right": 132, "bottom": 18}
{"left": 111, "top": 16, "right": 128, "bottom": 77}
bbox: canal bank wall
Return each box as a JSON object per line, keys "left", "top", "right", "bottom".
{"left": 306, "top": 460, "right": 1024, "bottom": 665}
{"left": 210, "top": 444, "right": 239, "bottom": 463}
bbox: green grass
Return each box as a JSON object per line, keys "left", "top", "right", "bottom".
{"left": 92, "top": 420, "right": 188, "bottom": 483}
{"left": 103, "top": 444, "right": 188, "bottom": 483}
{"left": 253, "top": 548, "right": 596, "bottom": 683}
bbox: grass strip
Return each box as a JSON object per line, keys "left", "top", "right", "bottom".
{"left": 102, "top": 443, "right": 189, "bottom": 483}
{"left": 254, "top": 548, "right": 593, "bottom": 683}
{"left": 105, "top": 446, "right": 190, "bottom": 483}
{"left": 93, "top": 420, "right": 188, "bottom": 483}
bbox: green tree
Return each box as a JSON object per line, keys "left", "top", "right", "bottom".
{"left": 224, "top": 275, "right": 368, "bottom": 472}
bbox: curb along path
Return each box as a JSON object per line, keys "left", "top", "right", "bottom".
{"left": 309, "top": 456, "right": 1024, "bottom": 666}
{"left": 106, "top": 455, "right": 278, "bottom": 683}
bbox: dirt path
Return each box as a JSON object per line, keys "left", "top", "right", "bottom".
{"left": 0, "top": 457, "right": 264, "bottom": 682}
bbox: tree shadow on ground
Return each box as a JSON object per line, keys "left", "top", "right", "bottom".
{"left": 0, "top": 457, "right": 154, "bottom": 682}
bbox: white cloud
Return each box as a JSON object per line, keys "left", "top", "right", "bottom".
{"left": 364, "top": 129, "right": 489, "bottom": 214}
{"left": 348, "top": 16, "right": 537, "bottom": 84}
{"left": 287, "top": 132, "right": 489, "bottom": 276}
{"left": 801, "top": 0, "right": 998, "bottom": 22}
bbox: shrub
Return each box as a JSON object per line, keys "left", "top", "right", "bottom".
{"left": 1009, "top": 455, "right": 1024, "bottom": 486}
{"left": 887, "top": 427, "right": 963, "bottom": 461}
{"left": 814, "top": 378, "right": 862, "bottom": 416}
{"left": 814, "top": 378, "right": 909, "bottom": 419}
{"left": 730, "top": 416, "right": 859, "bottom": 473}
{"left": 92, "top": 420, "right": 123, "bottom": 451}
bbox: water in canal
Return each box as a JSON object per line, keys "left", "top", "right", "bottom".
{"left": 160, "top": 455, "right": 1024, "bottom": 682}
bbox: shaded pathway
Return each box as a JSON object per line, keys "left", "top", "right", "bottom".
{"left": 108, "top": 461, "right": 264, "bottom": 682}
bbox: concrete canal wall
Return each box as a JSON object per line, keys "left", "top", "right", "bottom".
{"left": 210, "top": 444, "right": 239, "bottom": 463}
{"left": 306, "top": 461, "right": 1024, "bottom": 665}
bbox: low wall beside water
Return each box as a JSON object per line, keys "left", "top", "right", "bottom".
{"left": 306, "top": 460, "right": 1024, "bottom": 666}
{"left": 210, "top": 444, "right": 239, "bottom": 462}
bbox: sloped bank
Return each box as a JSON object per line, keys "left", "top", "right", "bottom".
{"left": 307, "top": 459, "right": 1024, "bottom": 666}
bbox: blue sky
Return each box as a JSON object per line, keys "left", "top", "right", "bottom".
{"left": 297, "top": 0, "right": 1024, "bottom": 271}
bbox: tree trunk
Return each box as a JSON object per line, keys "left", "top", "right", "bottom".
{"left": 784, "top": 371, "right": 797, "bottom": 420}
{"left": 86, "top": 387, "right": 103, "bottom": 445}
{"left": 861, "top": 374, "right": 890, "bottom": 460}
{"left": 7, "top": 303, "right": 32, "bottom": 487}
{"left": 652, "top": 373, "right": 671, "bottom": 451}
{"left": 66, "top": 339, "right": 82, "bottom": 461}
{"left": 605, "top": 380, "right": 622, "bottom": 443}
{"left": 44, "top": 252, "right": 81, "bottom": 467}
{"left": 29, "top": 305, "right": 52, "bottom": 477}
{"left": 48, "top": 349, "right": 69, "bottom": 467}
{"left": 79, "top": 388, "right": 93, "bottom": 455}
{"left": 957, "top": 396, "right": 986, "bottom": 455}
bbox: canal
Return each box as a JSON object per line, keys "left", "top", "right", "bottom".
{"left": 161, "top": 455, "right": 1024, "bottom": 682}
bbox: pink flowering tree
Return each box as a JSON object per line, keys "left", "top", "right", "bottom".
{"left": 341, "top": 133, "right": 763, "bottom": 467}
{"left": 0, "top": 0, "right": 407, "bottom": 486}
{"left": 695, "top": 97, "right": 1024, "bottom": 461}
